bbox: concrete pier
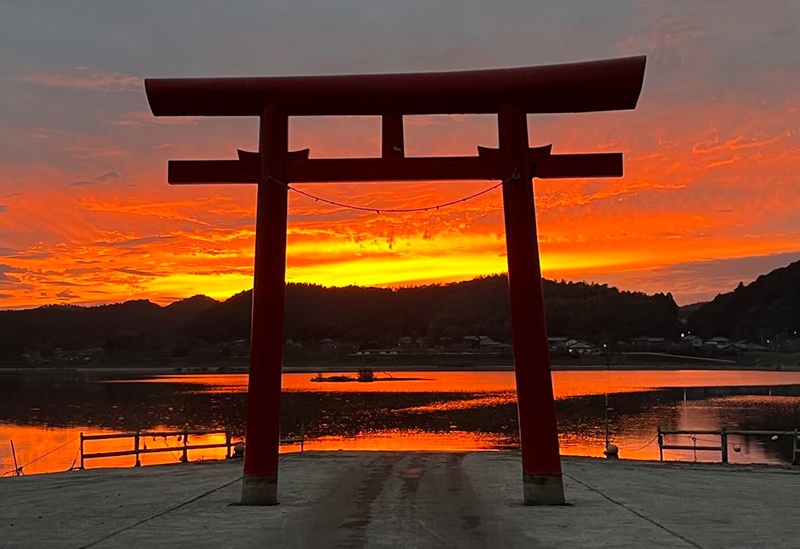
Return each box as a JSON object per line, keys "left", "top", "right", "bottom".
{"left": 1, "top": 452, "right": 797, "bottom": 548}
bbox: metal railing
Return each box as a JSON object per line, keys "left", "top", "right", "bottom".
{"left": 80, "top": 427, "right": 307, "bottom": 469}
{"left": 80, "top": 428, "right": 235, "bottom": 469}
{"left": 657, "top": 426, "right": 799, "bottom": 465}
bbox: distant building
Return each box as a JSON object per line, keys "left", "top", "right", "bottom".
{"left": 285, "top": 339, "right": 303, "bottom": 349}
{"left": 548, "top": 337, "right": 569, "bottom": 351}
{"left": 565, "top": 339, "right": 597, "bottom": 354}
{"left": 784, "top": 338, "right": 800, "bottom": 352}
{"left": 350, "top": 349, "right": 398, "bottom": 356}
{"left": 461, "top": 335, "right": 510, "bottom": 352}
{"left": 681, "top": 335, "right": 703, "bottom": 348}
{"left": 477, "top": 336, "right": 503, "bottom": 348}
{"left": 397, "top": 336, "right": 425, "bottom": 349}
{"left": 631, "top": 336, "right": 670, "bottom": 351}
{"left": 462, "top": 335, "right": 481, "bottom": 349}
{"left": 704, "top": 336, "right": 733, "bottom": 351}
{"left": 320, "top": 338, "right": 337, "bottom": 352}
{"left": 732, "top": 340, "right": 768, "bottom": 352}
{"left": 22, "top": 350, "right": 43, "bottom": 363}
{"left": 632, "top": 336, "right": 666, "bottom": 346}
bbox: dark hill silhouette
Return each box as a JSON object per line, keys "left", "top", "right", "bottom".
{"left": 688, "top": 259, "right": 800, "bottom": 341}
{"left": 163, "top": 294, "right": 219, "bottom": 321}
{"left": 0, "top": 275, "right": 683, "bottom": 360}
{"left": 183, "top": 275, "right": 680, "bottom": 347}
{"left": 678, "top": 301, "right": 708, "bottom": 322}
{"left": 0, "top": 296, "right": 217, "bottom": 359}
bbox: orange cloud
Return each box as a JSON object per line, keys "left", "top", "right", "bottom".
{"left": 19, "top": 68, "right": 141, "bottom": 92}
{"left": 1, "top": 65, "right": 799, "bottom": 309}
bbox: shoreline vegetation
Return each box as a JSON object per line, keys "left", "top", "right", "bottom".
{"left": 3, "top": 262, "right": 798, "bottom": 374}
{"left": 1, "top": 350, "right": 799, "bottom": 375}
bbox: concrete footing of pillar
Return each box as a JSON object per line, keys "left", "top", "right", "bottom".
{"left": 240, "top": 474, "right": 278, "bottom": 505}
{"left": 523, "top": 472, "right": 565, "bottom": 505}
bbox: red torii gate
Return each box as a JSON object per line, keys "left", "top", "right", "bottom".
{"left": 145, "top": 55, "right": 646, "bottom": 506}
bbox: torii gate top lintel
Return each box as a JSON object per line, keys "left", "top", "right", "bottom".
{"left": 145, "top": 55, "right": 646, "bottom": 117}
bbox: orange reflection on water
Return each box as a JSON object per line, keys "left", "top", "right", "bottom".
{"left": 0, "top": 424, "right": 84, "bottom": 476}
{"left": 396, "top": 395, "right": 516, "bottom": 413}
{"left": 129, "top": 370, "right": 800, "bottom": 399}
{"left": 553, "top": 370, "right": 800, "bottom": 399}
{"left": 8, "top": 370, "right": 800, "bottom": 476}
{"left": 280, "top": 429, "right": 508, "bottom": 453}
{"left": 0, "top": 424, "right": 232, "bottom": 476}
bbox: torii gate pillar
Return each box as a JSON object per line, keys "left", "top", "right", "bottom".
{"left": 499, "top": 104, "right": 564, "bottom": 504}
{"left": 241, "top": 106, "right": 289, "bottom": 505}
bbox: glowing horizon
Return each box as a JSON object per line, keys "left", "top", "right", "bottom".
{"left": 1, "top": 1, "right": 798, "bottom": 310}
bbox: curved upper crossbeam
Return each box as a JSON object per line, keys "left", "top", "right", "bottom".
{"left": 145, "top": 56, "right": 646, "bottom": 117}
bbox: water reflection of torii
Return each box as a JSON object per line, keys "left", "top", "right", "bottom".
{"left": 145, "top": 56, "right": 646, "bottom": 506}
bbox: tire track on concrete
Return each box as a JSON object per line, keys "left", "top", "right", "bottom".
{"left": 446, "top": 454, "right": 485, "bottom": 541}
{"left": 439, "top": 453, "right": 546, "bottom": 549}
{"left": 299, "top": 453, "right": 405, "bottom": 549}
{"left": 399, "top": 454, "right": 428, "bottom": 503}
{"left": 399, "top": 453, "right": 512, "bottom": 548}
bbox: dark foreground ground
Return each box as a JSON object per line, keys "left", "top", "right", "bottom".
{"left": 1, "top": 452, "right": 798, "bottom": 548}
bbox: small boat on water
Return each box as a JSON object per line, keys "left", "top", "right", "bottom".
{"left": 311, "top": 370, "right": 380, "bottom": 383}
{"left": 311, "top": 373, "right": 357, "bottom": 383}
{"left": 310, "top": 370, "right": 430, "bottom": 383}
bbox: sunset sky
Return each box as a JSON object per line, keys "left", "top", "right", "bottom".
{"left": 0, "top": 0, "right": 798, "bottom": 309}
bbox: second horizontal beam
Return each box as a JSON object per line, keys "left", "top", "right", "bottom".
{"left": 168, "top": 152, "right": 623, "bottom": 184}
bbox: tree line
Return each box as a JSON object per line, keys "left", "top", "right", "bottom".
{"left": 0, "top": 275, "right": 684, "bottom": 359}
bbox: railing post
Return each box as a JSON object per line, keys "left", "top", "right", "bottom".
{"left": 181, "top": 428, "right": 189, "bottom": 463}
{"left": 10, "top": 439, "right": 21, "bottom": 476}
{"left": 226, "top": 429, "right": 232, "bottom": 459}
{"left": 657, "top": 427, "right": 663, "bottom": 462}
{"left": 720, "top": 427, "right": 728, "bottom": 464}
{"left": 793, "top": 429, "right": 798, "bottom": 466}
{"left": 79, "top": 432, "right": 85, "bottom": 470}
{"left": 134, "top": 431, "right": 141, "bottom": 467}
{"left": 301, "top": 421, "right": 305, "bottom": 453}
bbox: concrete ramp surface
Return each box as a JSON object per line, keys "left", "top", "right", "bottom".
{"left": 1, "top": 452, "right": 797, "bottom": 548}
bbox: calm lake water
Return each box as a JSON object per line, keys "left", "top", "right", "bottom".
{"left": 2, "top": 369, "right": 800, "bottom": 476}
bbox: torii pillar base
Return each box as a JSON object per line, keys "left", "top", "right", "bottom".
{"left": 523, "top": 473, "right": 565, "bottom": 506}
{"left": 241, "top": 476, "right": 278, "bottom": 506}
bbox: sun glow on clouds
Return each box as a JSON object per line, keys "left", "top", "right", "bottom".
{"left": 1, "top": 106, "right": 798, "bottom": 309}
{"left": 1, "top": 2, "right": 799, "bottom": 309}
